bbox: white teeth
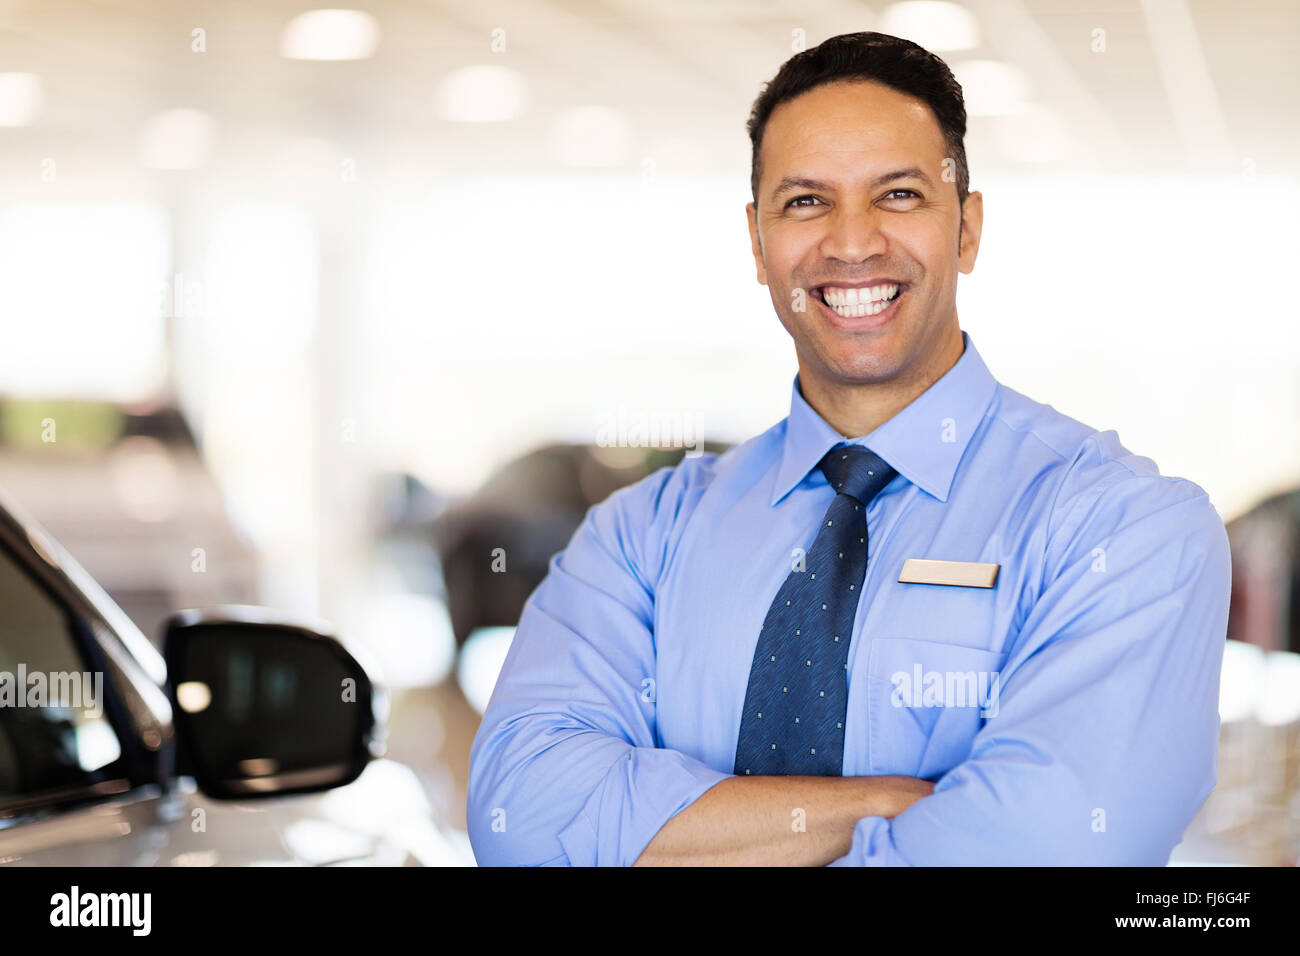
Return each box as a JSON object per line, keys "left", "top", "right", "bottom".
{"left": 820, "top": 283, "right": 900, "bottom": 317}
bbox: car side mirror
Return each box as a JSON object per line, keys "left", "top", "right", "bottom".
{"left": 162, "top": 607, "right": 385, "bottom": 800}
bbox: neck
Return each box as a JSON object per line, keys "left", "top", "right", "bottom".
{"left": 798, "top": 325, "right": 965, "bottom": 439}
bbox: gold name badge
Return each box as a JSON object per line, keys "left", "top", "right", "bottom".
{"left": 898, "top": 558, "right": 1000, "bottom": 588}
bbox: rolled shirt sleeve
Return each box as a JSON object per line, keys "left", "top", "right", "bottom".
{"left": 467, "top": 463, "right": 732, "bottom": 866}
{"left": 830, "top": 474, "right": 1232, "bottom": 866}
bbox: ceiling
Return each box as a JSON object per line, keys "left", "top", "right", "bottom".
{"left": 0, "top": 0, "right": 1295, "bottom": 200}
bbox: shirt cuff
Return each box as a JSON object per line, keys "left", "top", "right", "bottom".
{"left": 827, "top": 815, "right": 912, "bottom": 866}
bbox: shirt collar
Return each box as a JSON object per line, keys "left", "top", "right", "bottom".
{"left": 770, "top": 329, "right": 998, "bottom": 506}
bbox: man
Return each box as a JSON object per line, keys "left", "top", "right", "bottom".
{"left": 467, "top": 32, "right": 1231, "bottom": 866}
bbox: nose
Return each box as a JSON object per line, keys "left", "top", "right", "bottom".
{"left": 818, "top": 199, "right": 888, "bottom": 265}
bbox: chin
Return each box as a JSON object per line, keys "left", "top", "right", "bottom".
{"left": 821, "top": 352, "right": 902, "bottom": 385}
{"left": 826, "top": 334, "right": 900, "bottom": 368}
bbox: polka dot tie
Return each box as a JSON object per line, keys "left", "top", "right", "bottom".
{"left": 733, "top": 443, "right": 898, "bottom": 776}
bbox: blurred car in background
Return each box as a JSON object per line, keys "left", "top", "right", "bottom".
{"left": 404, "top": 441, "right": 732, "bottom": 715}
{"left": 0, "top": 397, "right": 259, "bottom": 648}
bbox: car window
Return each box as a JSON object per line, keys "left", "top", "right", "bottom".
{"left": 0, "top": 543, "right": 126, "bottom": 805}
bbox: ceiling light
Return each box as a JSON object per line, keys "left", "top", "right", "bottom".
{"left": 280, "top": 9, "right": 380, "bottom": 61}
{"left": 0, "top": 72, "right": 43, "bottom": 127}
{"left": 435, "top": 65, "right": 528, "bottom": 122}
{"left": 879, "top": 2, "right": 981, "bottom": 52}
{"left": 951, "top": 59, "right": 1031, "bottom": 116}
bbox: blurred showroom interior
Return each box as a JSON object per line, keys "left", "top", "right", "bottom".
{"left": 1, "top": 0, "right": 1298, "bottom": 864}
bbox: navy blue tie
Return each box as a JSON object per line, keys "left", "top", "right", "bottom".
{"left": 734, "top": 443, "right": 898, "bottom": 776}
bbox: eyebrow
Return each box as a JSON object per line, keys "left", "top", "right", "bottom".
{"left": 770, "top": 166, "right": 935, "bottom": 200}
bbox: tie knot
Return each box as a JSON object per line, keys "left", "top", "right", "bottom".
{"left": 818, "top": 444, "right": 897, "bottom": 506}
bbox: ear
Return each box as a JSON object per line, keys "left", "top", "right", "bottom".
{"left": 746, "top": 201, "right": 768, "bottom": 286}
{"left": 957, "top": 190, "right": 983, "bottom": 274}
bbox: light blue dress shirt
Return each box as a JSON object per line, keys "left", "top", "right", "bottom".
{"left": 467, "top": 330, "right": 1232, "bottom": 866}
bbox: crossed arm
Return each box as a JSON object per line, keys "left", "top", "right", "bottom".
{"left": 633, "top": 774, "right": 935, "bottom": 866}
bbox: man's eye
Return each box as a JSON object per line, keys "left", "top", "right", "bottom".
{"left": 882, "top": 189, "right": 920, "bottom": 201}
{"left": 786, "top": 195, "right": 824, "bottom": 209}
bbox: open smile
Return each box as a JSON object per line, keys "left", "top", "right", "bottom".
{"left": 811, "top": 282, "right": 906, "bottom": 330}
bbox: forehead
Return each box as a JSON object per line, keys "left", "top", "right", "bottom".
{"left": 761, "top": 81, "right": 948, "bottom": 180}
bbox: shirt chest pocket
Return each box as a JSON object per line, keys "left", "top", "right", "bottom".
{"left": 865, "top": 636, "right": 1009, "bottom": 780}
{"left": 885, "top": 580, "right": 1003, "bottom": 647}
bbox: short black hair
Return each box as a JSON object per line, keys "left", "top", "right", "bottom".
{"left": 747, "top": 32, "right": 969, "bottom": 209}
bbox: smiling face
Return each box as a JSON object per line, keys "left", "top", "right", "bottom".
{"left": 747, "top": 80, "right": 982, "bottom": 418}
